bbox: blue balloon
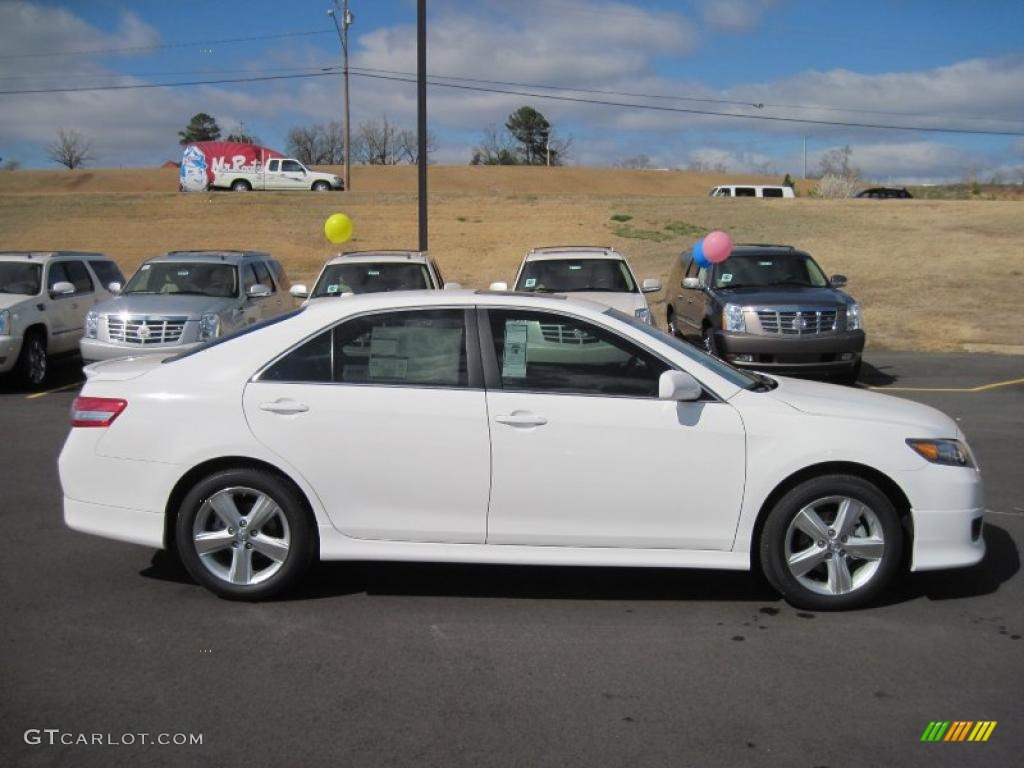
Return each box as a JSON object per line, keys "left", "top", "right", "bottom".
{"left": 693, "top": 239, "right": 710, "bottom": 268}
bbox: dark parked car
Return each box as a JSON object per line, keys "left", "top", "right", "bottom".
{"left": 856, "top": 187, "right": 913, "bottom": 199}
{"left": 666, "top": 244, "right": 865, "bottom": 382}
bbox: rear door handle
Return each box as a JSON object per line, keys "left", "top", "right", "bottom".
{"left": 495, "top": 412, "right": 547, "bottom": 427}
{"left": 259, "top": 399, "right": 309, "bottom": 415}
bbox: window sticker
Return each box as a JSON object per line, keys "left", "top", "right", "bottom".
{"left": 524, "top": 277, "right": 537, "bottom": 288}
{"left": 370, "top": 336, "right": 398, "bottom": 357}
{"left": 368, "top": 356, "right": 408, "bottom": 380}
{"left": 326, "top": 284, "right": 340, "bottom": 294}
{"left": 368, "top": 325, "right": 462, "bottom": 384}
{"left": 368, "top": 269, "right": 380, "bottom": 276}
{"left": 720, "top": 273, "right": 733, "bottom": 283}
{"left": 502, "top": 320, "right": 529, "bottom": 378}
{"left": 568, "top": 265, "right": 582, "bottom": 271}
{"left": 758, "top": 261, "right": 774, "bottom": 266}
{"left": 178, "top": 270, "right": 190, "bottom": 276}
{"left": 140, "top": 264, "right": 150, "bottom": 271}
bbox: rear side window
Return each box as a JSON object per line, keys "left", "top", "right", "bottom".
{"left": 762, "top": 188, "right": 784, "bottom": 198}
{"left": 268, "top": 160, "right": 280, "bottom": 172}
{"left": 262, "top": 309, "right": 469, "bottom": 388}
{"left": 89, "top": 260, "right": 125, "bottom": 288}
{"left": 735, "top": 187, "right": 756, "bottom": 197}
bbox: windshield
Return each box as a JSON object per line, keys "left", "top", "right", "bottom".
{"left": 605, "top": 308, "right": 761, "bottom": 391}
{"left": 123, "top": 262, "right": 238, "bottom": 298}
{"left": 712, "top": 252, "right": 828, "bottom": 289}
{"left": 515, "top": 258, "right": 637, "bottom": 293}
{"left": 311, "top": 262, "right": 431, "bottom": 296}
{"left": 0, "top": 262, "right": 42, "bottom": 295}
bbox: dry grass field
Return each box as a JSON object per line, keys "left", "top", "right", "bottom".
{"left": 1, "top": 166, "right": 1021, "bottom": 353}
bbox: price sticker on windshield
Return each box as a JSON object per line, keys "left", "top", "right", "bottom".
{"left": 721, "top": 273, "right": 733, "bottom": 283}
{"left": 524, "top": 278, "right": 537, "bottom": 288}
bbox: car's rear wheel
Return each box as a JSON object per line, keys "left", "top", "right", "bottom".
{"left": 175, "top": 468, "right": 315, "bottom": 600}
{"left": 667, "top": 310, "right": 680, "bottom": 338}
{"left": 15, "top": 330, "right": 47, "bottom": 387}
{"left": 835, "top": 359, "right": 863, "bottom": 386}
{"left": 759, "top": 475, "right": 902, "bottom": 610}
{"left": 311, "top": 180, "right": 331, "bottom": 191}
{"left": 230, "top": 180, "right": 251, "bottom": 192}
{"left": 701, "top": 325, "right": 717, "bottom": 356}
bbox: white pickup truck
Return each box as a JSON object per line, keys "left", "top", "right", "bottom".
{"left": 212, "top": 158, "right": 344, "bottom": 192}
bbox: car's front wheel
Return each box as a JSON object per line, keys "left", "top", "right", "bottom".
{"left": 311, "top": 180, "right": 331, "bottom": 191}
{"left": 175, "top": 468, "right": 315, "bottom": 600}
{"left": 759, "top": 475, "right": 902, "bottom": 610}
{"left": 16, "top": 330, "right": 47, "bottom": 387}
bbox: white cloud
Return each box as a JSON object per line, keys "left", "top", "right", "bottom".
{"left": 701, "top": 0, "right": 780, "bottom": 34}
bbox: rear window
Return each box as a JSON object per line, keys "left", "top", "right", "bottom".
{"left": 762, "top": 188, "right": 784, "bottom": 198}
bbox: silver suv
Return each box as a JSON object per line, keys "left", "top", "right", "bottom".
{"left": 81, "top": 250, "right": 293, "bottom": 363}
{"left": 0, "top": 251, "right": 123, "bottom": 386}
{"left": 290, "top": 251, "right": 453, "bottom": 300}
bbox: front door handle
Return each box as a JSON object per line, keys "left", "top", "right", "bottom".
{"left": 259, "top": 399, "right": 309, "bottom": 415}
{"left": 495, "top": 412, "right": 547, "bottom": 427}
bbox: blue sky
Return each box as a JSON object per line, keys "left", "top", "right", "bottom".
{"left": 2, "top": 0, "right": 1023, "bottom": 181}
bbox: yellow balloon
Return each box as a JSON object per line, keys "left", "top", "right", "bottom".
{"left": 324, "top": 213, "right": 353, "bottom": 244}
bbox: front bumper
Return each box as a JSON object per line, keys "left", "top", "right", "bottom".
{"left": 0, "top": 335, "right": 22, "bottom": 373}
{"left": 81, "top": 337, "right": 199, "bottom": 363}
{"left": 714, "top": 329, "right": 865, "bottom": 372}
{"left": 907, "top": 463, "right": 986, "bottom": 571}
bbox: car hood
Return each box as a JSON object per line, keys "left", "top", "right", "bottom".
{"left": 717, "top": 286, "right": 849, "bottom": 307}
{"left": 93, "top": 294, "right": 235, "bottom": 317}
{"left": 0, "top": 293, "right": 35, "bottom": 311}
{"left": 562, "top": 291, "right": 645, "bottom": 314}
{"left": 767, "top": 375, "right": 956, "bottom": 434}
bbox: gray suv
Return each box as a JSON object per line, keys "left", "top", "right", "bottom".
{"left": 81, "top": 250, "right": 293, "bottom": 363}
{"left": 666, "top": 244, "right": 865, "bottom": 382}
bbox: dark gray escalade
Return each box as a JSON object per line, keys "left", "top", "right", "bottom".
{"left": 666, "top": 244, "right": 865, "bottom": 382}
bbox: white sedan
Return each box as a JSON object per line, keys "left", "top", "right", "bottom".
{"left": 59, "top": 290, "right": 985, "bottom": 609}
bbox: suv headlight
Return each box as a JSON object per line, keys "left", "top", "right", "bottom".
{"left": 0, "top": 309, "right": 10, "bottom": 337}
{"left": 847, "top": 302, "right": 862, "bottom": 330}
{"left": 84, "top": 310, "right": 99, "bottom": 339}
{"left": 634, "top": 307, "right": 652, "bottom": 324}
{"left": 906, "top": 438, "right": 974, "bottom": 468}
{"left": 197, "top": 313, "right": 221, "bottom": 341}
{"left": 723, "top": 303, "right": 746, "bottom": 332}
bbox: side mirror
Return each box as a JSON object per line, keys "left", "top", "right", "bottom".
{"left": 682, "top": 277, "right": 701, "bottom": 290}
{"left": 442, "top": 282, "right": 463, "bottom": 290}
{"left": 248, "top": 284, "right": 272, "bottom": 298}
{"left": 489, "top": 281, "right": 508, "bottom": 291}
{"left": 50, "top": 281, "right": 75, "bottom": 296}
{"left": 289, "top": 284, "right": 309, "bottom": 298}
{"left": 108, "top": 281, "right": 122, "bottom": 294}
{"left": 658, "top": 370, "right": 703, "bottom": 402}
{"left": 641, "top": 278, "right": 662, "bottom": 293}
{"left": 830, "top": 274, "right": 848, "bottom": 288}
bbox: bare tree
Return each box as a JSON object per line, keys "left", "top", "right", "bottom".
{"left": 286, "top": 121, "right": 346, "bottom": 165}
{"left": 396, "top": 128, "right": 437, "bottom": 164}
{"left": 817, "top": 145, "right": 859, "bottom": 180}
{"left": 471, "top": 124, "right": 519, "bottom": 165}
{"left": 47, "top": 129, "right": 95, "bottom": 169}
{"left": 353, "top": 117, "right": 399, "bottom": 165}
{"left": 687, "top": 159, "right": 728, "bottom": 173}
{"left": 615, "top": 154, "right": 652, "bottom": 169}
{"left": 1, "top": 159, "right": 21, "bottom": 171}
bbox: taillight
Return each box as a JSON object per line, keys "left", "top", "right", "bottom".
{"left": 71, "top": 396, "right": 127, "bottom": 428}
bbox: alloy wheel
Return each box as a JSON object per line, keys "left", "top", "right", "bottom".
{"left": 27, "top": 337, "right": 47, "bottom": 385}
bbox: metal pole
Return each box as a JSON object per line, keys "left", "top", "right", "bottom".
{"left": 802, "top": 136, "right": 807, "bottom": 179}
{"left": 342, "top": 0, "right": 351, "bottom": 192}
{"left": 417, "top": 0, "right": 427, "bottom": 251}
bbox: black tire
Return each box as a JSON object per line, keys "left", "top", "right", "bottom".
{"left": 759, "top": 474, "right": 903, "bottom": 611}
{"left": 230, "top": 180, "right": 252, "bottom": 192}
{"left": 15, "top": 329, "right": 48, "bottom": 387}
{"left": 701, "top": 325, "right": 717, "bottom": 356}
{"left": 311, "top": 180, "right": 331, "bottom": 192}
{"left": 834, "top": 359, "right": 863, "bottom": 386}
{"left": 175, "top": 467, "right": 315, "bottom": 600}
{"left": 666, "top": 310, "right": 680, "bottom": 338}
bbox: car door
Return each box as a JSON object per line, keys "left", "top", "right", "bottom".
{"left": 243, "top": 307, "right": 490, "bottom": 542}
{"left": 45, "top": 260, "right": 92, "bottom": 353}
{"left": 676, "top": 258, "right": 703, "bottom": 340}
{"left": 237, "top": 263, "right": 266, "bottom": 326}
{"left": 278, "top": 160, "right": 308, "bottom": 190}
{"left": 482, "top": 307, "right": 746, "bottom": 549}
{"left": 252, "top": 260, "right": 285, "bottom": 318}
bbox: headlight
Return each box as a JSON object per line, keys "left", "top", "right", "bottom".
{"left": 847, "top": 302, "right": 862, "bottom": 330}
{"left": 634, "top": 307, "right": 652, "bottom": 324}
{"left": 84, "top": 310, "right": 99, "bottom": 339}
{"left": 197, "top": 313, "right": 221, "bottom": 341}
{"left": 0, "top": 309, "right": 10, "bottom": 337}
{"left": 906, "top": 438, "right": 974, "bottom": 467}
{"left": 723, "top": 303, "right": 746, "bottom": 332}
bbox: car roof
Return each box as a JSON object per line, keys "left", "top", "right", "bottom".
{"left": 0, "top": 250, "right": 110, "bottom": 262}
{"left": 146, "top": 250, "right": 269, "bottom": 264}
{"left": 324, "top": 251, "right": 430, "bottom": 265}
{"left": 524, "top": 246, "right": 624, "bottom": 261}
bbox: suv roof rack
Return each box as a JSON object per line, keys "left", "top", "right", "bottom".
{"left": 338, "top": 250, "right": 424, "bottom": 258}
{"left": 528, "top": 245, "right": 617, "bottom": 254}
{"left": 732, "top": 243, "right": 795, "bottom": 250}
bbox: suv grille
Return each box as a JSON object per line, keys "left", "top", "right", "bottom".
{"left": 539, "top": 323, "right": 600, "bottom": 345}
{"left": 106, "top": 315, "right": 188, "bottom": 345}
{"left": 756, "top": 309, "right": 837, "bottom": 335}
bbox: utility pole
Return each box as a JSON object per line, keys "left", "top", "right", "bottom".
{"left": 417, "top": 0, "right": 427, "bottom": 251}
{"left": 329, "top": 1, "right": 353, "bottom": 191}
{"left": 802, "top": 136, "right": 807, "bottom": 179}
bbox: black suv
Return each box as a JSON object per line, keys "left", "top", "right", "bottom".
{"left": 666, "top": 244, "right": 865, "bottom": 382}
{"left": 856, "top": 187, "right": 912, "bottom": 199}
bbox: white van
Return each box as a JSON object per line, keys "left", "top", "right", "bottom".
{"left": 709, "top": 185, "right": 795, "bottom": 198}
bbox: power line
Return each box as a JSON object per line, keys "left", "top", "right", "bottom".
{"left": 0, "top": 29, "right": 334, "bottom": 60}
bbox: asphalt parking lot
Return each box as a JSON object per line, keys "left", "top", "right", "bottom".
{"left": 1, "top": 351, "right": 1021, "bottom": 768}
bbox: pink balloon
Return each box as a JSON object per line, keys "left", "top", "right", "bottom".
{"left": 703, "top": 230, "right": 733, "bottom": 263}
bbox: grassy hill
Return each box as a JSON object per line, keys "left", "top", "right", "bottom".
{"left": 1, "top": 165, "right": 1021, "bottom": 353}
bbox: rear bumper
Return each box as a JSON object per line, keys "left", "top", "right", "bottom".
{"left": 81, "top": 337, "right": 198, "bottom": 363}
{"left": 64, "top": 496, "right": 165, "bottom": 549}
{"left": 715, "top": 329, "right": 865, "bottom": 372}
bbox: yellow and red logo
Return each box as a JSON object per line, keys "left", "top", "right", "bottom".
{"left": 921, "top": 721, "right": 997, "bottom": 742}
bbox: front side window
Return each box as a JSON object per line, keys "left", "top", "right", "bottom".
{"left": 47, "top": 262, "right": 69, "bottom": 291}
{"left": 311, "top": 262, "right": 432, "bottom": 296}
{"left": 262, "top": 309, "right": 469, "bottom": 388}
{"left": 241, "top": 263, "right": 258, "bottom": 294}
{"left": 488, "top": 309, "right": 667, "bottom": 398}
{"left": 281, "top": 160, "right": 304, "bottom": 173}
{"left": 0, "top": 262, "right": 42, "bottom": 295}
{"left": 268, "top": 160, "right": 280, "bottom": 172}
{"left": 252, "top": 261, "right": 276, "bottom": 291}
{"left": 62, "top": 261, "right": 94, "bottom": 293}
{"left": 122, "top": 262, "right": 238, "bottom": 298}
{"left": 514, "top": 259, "right": 637, "bottom": 294}
{"left": 712, "top": 253, "right": 828, "bottom": 289}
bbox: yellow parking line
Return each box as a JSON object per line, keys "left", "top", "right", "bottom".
{"left": 867, "top": 376, "right": 1024, "bottom": 394}
{"left": 26, "top": 381, "right": 83, "bottom": 400}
